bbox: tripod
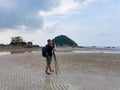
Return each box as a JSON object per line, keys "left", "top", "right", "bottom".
{"left": 53, "top": 51, "right": 59, "bottom": 75}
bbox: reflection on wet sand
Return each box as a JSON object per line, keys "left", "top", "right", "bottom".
{"left": 10, "top": 51, "right": 27, "bottom": 54}
{"left": 0, "top": 51, "right": 40, "bottom": 55}
{"left": 0, "top": 51, "right": 11, "bottom": 55}
{"left": 44, "top": 76, "right": 52, "bottom": 90}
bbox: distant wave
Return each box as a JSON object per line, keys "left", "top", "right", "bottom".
{"left": 71, "top": 49, "right": 120, "bottom": 54}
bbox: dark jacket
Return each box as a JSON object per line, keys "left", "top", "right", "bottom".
{"left": 46, "top": 44, "right": 54, "bottom": 56}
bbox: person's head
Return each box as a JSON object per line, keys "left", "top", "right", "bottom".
{"left": 47, "top": 39, "right": 52, "bottom": 45}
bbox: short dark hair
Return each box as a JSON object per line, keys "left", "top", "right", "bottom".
{"left": 47, "top": 39, "right": 52, "bottom": 42}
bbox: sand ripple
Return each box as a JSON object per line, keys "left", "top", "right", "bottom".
{"left": 0, "top": 53, "right": 120, "bottom": 90}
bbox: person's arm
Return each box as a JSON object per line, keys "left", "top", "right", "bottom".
{"left": 52, "top": 43, "right": 56, "bottom": 51}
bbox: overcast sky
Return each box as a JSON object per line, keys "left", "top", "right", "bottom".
{"left": 0, "top": 0, "right": 120, "bottom": 46}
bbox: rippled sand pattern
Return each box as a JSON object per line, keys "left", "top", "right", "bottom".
{"left": 0, "top": 53, "right": 120, "bottom": 90}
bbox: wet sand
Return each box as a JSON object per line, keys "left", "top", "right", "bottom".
{"left": 0, "top": 51, "right": 120, "bottom": 90}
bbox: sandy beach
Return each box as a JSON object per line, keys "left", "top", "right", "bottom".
{"left": 0, "top": 49, "right": 120, "bottom": 90}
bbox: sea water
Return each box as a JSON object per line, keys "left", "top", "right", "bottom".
{"left": 1, "top": 48, "right": 120, "bottom": 55}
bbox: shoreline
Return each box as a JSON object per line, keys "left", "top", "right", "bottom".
{"left": 0, "top": 46, "right": 120, "bottom": 56}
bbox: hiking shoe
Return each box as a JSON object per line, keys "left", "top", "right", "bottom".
{"left": 45, "top": 71, "right": 51, "bottom": 75}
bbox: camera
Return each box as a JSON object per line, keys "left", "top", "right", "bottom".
{"left": 52, "top": 42, "right": 56, "bottom": 47}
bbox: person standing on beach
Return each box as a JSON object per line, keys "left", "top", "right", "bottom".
{"left": 45, "top": 39, "right": 55, "bottom": 75}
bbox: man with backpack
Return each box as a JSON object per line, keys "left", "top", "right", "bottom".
{"left": 43, "top": 39, "right": 55, "bottom": 75}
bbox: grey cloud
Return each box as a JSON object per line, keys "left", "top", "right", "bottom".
{"left": 0, "top": 0, "right": 59, "bottom": 29}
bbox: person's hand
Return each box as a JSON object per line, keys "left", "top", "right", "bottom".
{"left": 53, "top": 48, "right": 56, "bottom": 51}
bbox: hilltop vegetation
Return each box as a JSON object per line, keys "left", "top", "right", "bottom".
{"left": 52, "top": 35, "right": 78, "bottom": 47}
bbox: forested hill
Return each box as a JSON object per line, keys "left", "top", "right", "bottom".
{"left": 52, "top": 35, "right": 78, "bottom": 47}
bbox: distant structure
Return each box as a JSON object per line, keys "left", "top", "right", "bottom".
{"left": 27, "top": 42, "right": 33, "bottom": 46}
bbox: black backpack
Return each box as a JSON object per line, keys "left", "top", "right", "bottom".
{"left": 42, "top": 46, "right": 48, "bottom": 57}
